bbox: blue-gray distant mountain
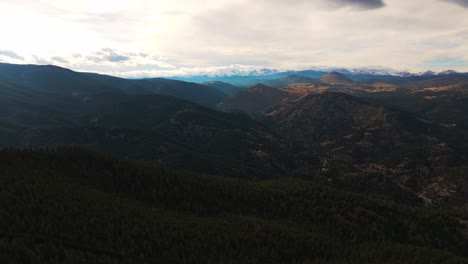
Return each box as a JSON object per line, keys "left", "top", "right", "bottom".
{"left": 202, "top": 81, "right": 244, "bottom": 96}
{"left": 169, "top": 70, "right": 329, "bottom": 86}
{"left": 261, "top": 74, "right": 317, "bottom": 88}
{"left": 169, "top": 68, "right": 468, "bottom": 87}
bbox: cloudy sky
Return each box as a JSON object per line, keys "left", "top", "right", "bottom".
{"left": 0, "top": 0, "right": 467, "bottom": 77}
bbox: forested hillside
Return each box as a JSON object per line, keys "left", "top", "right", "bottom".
{"left": 0, "top": 148, "right": 467, "bottom": 263}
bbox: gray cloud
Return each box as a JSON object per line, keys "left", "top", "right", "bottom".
{"left": 86, "top": 56, "right": 103, "bottom": 64}
{"left": 85, "top": 48, "right": 131, "bottom": 63}
{"left": 273, "top": 0, "right": 386, "bottom": 10}
{"left": 100, "top": 48, "right": 130, "bottom": 62}
{"left": 331, "top": 0, "right": 385, "bottom": 9}
{"left": 444, "top": 0, "right": 468, "bottom": 7}
{"left": 51, "top": 56, "right": 69, "bottom": 63}
{"left": 0, "top": 50, "right": 24, "bottom": 60}
{"left": 107, "top": 54, "right": 130, "bottom": 62}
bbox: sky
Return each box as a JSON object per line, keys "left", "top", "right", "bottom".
{"left": 0, "top": 0, "right": 467, "bottom": 77}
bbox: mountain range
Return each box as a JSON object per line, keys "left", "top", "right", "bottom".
{"left": 1, "top": 62, "right": 468, "bottom": 263}
{"left": 169, "top": 67, "right": 468, "bottom": 86}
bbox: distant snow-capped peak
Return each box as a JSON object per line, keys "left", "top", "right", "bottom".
{"left": 437, "top": 70, "right": 458, "bottom": 76}
{"left": 328, "top": 67, "right": 413, "bottom": 77}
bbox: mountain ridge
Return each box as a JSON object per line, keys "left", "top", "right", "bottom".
{"left": 0, "top": 62, "right": 226, "bottom": 107}
{"left": 263, "top": 92, "right": 468, "bottom": 209}
{"left": 218, "top": 84, "right": 298, "bottom": 115}
{"left": 319, "top": 72, "right": 355, "bottom": 84}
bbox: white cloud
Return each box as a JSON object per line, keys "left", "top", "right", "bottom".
{"left": 0, "top": 0, "right": 467, "bottom": 76}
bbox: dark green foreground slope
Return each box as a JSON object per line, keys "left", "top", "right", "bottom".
{"left": 0, "top": 149, "right": 467, "bottom": 263}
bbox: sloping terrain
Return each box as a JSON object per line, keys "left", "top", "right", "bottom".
{"left": 319, "top": 72, "right": 355, "bottom": 85}
{"left": 263, "top": 92, "right": 468, "bottom": 208}
{"left": 1, "top": 63, "right": 467, "bottom": 207}
{"left": 219, "top": 84, "right": 298, "bottom": 115}
{"left": 2, "top": 91, "right": 307, "bottom": 178}
{"left": 262, "top": 74, "right": 317, "bottom": 88}
{"left": 203, "top": 81, "right": 244, "bottom": 96}
{"left": 0, "top": 63, "right": 226, "bottom": 107}
{"left": 0, "top": 149, "right": 467, "bottom": 263}
{"left": 365, "top": 83, "right": 468, "bottom": 130}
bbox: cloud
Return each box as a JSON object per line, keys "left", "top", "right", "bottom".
{"left": 423, "top": 57, "right": 468, "bottom": 68}
{"left": 443, "top": 0, "right": 468, "bottom": 7}
{"left": 11, "top": 48, "right": 179, "bottom": 77}
{"left": 330, "top": 0, "right": 385, "bottom": 9}
{"left": 0, "top": 0, "right": 467, "bottom": 75}
{"left": 78, "top": 49, "right": 176, "bottom": 69}
{"left": 32, "top": 55, "right": 51, "bottom": 65}
{"left": 51, "top": 56, "right": 69, "bottom": 63}
{"left": 85, "top": 48, "right": 131, "bottom": 63}
{"left": 266, "top": 0, "right": 385, "bottom": 10}
{"left": 107, "top": 54, "right": 130, "bottom": 62}
{"left": 99, "top": 48, "right": 131, "bottom": 62}
{"left": 0, "top": 50, "right": 24, "bottom": 60}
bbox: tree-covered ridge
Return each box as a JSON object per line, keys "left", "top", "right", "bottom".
{"left": 0, "top": 62, "right": 226, "bottom": 108}
{"left": 12, "top": 93, "right": 309, "bottom": 178}
{"left": 0, "top": 148, "right": 467, "bottom": 263}
{"left": 0, "top": 72, "right": 308, "bottom": 178}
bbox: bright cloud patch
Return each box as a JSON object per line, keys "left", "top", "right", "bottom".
{"left": 0, "top": 0, "right": 467, "bottom": 76}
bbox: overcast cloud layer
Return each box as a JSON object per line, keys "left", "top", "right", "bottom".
{"left": 0, "top": 0, "right": 467, "bottom": 77}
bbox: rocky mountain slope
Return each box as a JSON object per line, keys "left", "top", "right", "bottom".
{"left": 319, "top": 72, "right": 355, "bottom": 84}
{"left": 263, "top": 92, "right": 468, "bottom": 209}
